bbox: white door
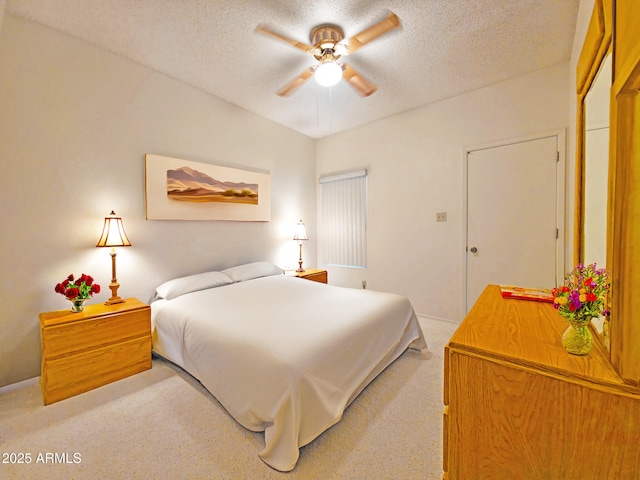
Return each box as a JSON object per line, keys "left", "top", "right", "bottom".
{"left": 466, "top": 136, "right": 559, "bottom": 311}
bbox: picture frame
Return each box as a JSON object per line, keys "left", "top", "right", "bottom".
{"left": 145, "top": 154, "right": 271, "bottom": 221}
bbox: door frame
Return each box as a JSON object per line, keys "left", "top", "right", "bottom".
{"left": 460, "top": 129, "right": 567, "bottom": 314}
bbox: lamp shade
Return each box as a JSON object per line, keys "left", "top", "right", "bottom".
{"left": 293, "top": 220, "right": 308, "bottom": 241}
{"left": 315, "top": 61, "right": 342, "bottom": 87}
{"left": 96, "top": 211, "right": 132, "bottom": 247}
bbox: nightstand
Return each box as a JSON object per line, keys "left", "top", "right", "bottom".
{"left": 39, "top": 298, "right": 151, "bottom": 405}
{"left": 294, "top": 269, "right": 328, "bottom": 284}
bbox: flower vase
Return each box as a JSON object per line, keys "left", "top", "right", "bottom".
{"left": 561, "top": 321, "right": 593, "bottom": 355}
{"left": 68, "top": 297, "right": 87, "bottom": 312}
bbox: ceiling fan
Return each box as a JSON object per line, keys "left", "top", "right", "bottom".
{"left": 256, "top": 11, "right": 401, "bottom": 97}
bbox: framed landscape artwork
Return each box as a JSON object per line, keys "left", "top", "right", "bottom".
{"left": 145, "top": 154, "right": 271, "bottom": 221}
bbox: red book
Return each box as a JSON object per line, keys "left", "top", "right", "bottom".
{"left": 500, "top": 285, "right": 554, "bottom": 303}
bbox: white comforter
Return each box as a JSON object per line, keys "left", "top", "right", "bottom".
{"left": 151, "top": 275, "right": 427, "bottom": 471}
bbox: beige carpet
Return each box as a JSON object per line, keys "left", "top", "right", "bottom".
{"left": 0, "top": 317, "right": 458, "bottom": 480}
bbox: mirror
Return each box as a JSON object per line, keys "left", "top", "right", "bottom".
{"left": 583, "top": 54, "right": 611, "bottom": 337}
{"left": 576, "top": 0, "right": 640, "bottom": 385}
{"left": 583, "top": 54, "right": 610, "bottom": 268}
{"left": 575, "top": 0, "right": 612, "bottom": 348}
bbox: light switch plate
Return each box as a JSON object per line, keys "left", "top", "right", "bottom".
{"left": 436, "top": 212, "right": 447, "bottom": 222}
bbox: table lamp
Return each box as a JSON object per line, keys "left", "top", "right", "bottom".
{"left": 293, "top": 219, "right": 308, "bottom": 272}
{"left": 96, "top": 210, "right": 131, "bottom": 305}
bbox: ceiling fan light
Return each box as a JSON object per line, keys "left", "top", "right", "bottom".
{"left": 315, "top": 61, "right": 342, "bottom": 87}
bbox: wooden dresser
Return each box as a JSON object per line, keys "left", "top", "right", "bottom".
{"left": 294, "top": 269, "right": 328, "bottom": 284}
{"left": 443, "top": 285, "right": 640, "bottom": 479}
{"left": 40, "top": 298, "right": 151, "bottom": 405}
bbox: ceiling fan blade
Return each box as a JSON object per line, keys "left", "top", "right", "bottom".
{"left": 339, "top": 11, "right": 401, "bottom": 55}
{"left": 276, "top": 67, "right": 315, "bottom": 96}
{"left": 342, "top": 64, "right": 378, "bottom": 97}
{"left": 255, "top": 25, "right": 317, "bottom": 55}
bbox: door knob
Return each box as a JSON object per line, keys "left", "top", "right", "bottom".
{"left": 470, "top": 247, "right": 478, "bottom": 253}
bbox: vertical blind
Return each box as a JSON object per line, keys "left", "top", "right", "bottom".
{"left": 319, "top": 169, "right": 367, "bottom": 268}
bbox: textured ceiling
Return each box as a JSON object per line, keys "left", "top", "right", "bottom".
{"left": 5, "top": 0, "right": 580, "bottom": 139}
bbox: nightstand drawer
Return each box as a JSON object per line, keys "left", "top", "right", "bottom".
{"left": 41, "top": 335, "right": 151, "bottom": 405}
{"left": 295, "top": 269, "right": 328, "bottom": 284}
{"left": 42, "top": 308, "right": 150, "bottom": 359}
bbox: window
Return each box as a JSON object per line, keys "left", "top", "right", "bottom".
{"left": 319, "top": 169, "right": 367, "bottom": 268}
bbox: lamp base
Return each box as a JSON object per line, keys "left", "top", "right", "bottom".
{"left": 105, "top": 296, "right": 125, "bottom": 305}
{"left": 296, "top": 243, "right": 305, "bottom": 272}
{"left": 105, "top": 280, "right": 125, "bottom": 305}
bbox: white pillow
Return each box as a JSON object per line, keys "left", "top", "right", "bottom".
{"left": 154, "top": 271, "right": 233, "bottom": 300}
{"left": 221, "top": 262, "right": 284, "bottom": 282}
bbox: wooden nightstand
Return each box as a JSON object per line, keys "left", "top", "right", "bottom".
{"left": 39, "top": 298, "right": 151, "bottom": 405}
{"left": 294, "top": 269, "right": 328, "bottom": 284}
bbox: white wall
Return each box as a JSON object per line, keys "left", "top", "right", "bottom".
{"left": 316, "top": 63, "right": 570, "bottom": 322}
{"left": 0, "top": 16, "right": 316, "bottom": 387}
{"left": 0, "top": 5, "right": 594, "bottom": 387}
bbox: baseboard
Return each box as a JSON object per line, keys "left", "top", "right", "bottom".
{"left": 0, "top": 376, "right": 39, "bottom": 395}
{"left": 416, "top": 313, "right": 460, "bottom": 324}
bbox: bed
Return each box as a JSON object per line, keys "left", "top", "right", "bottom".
{"left": 150, "top": 262, "right": 427, "bottom": 471}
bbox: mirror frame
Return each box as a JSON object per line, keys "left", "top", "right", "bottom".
{"left": 574, "top": 0, "right": 613, "bottom": 350}
{"left": 577, "top": 0, "right": 640, "bottom": 386}
{"left": 609, "top": 0, "right": 640, "bottom": 385}
{"left": 575, "top": 0, "right": 612, "bottom": 265}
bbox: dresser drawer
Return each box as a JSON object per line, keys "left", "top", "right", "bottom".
{"left": 42, "top": 308, "right": 149, "bottom": 359}
{"left": 443, "top": 405, "right": 449, "bottom": 475}
{"left": 41, "top": 335, "right": 151, "bottom": 405}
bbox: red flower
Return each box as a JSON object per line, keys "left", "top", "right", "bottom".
{"left": 561, "top": 286, "right": 570, "bottom": 293}
{"left": 586, "top": 292, "right": 597, "bottom": 302}
{"left": 55, "top": 273, "right": 100, "bottom": 301}
{"left": 65, "top": 287, "right": 80, "bottom": 299}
